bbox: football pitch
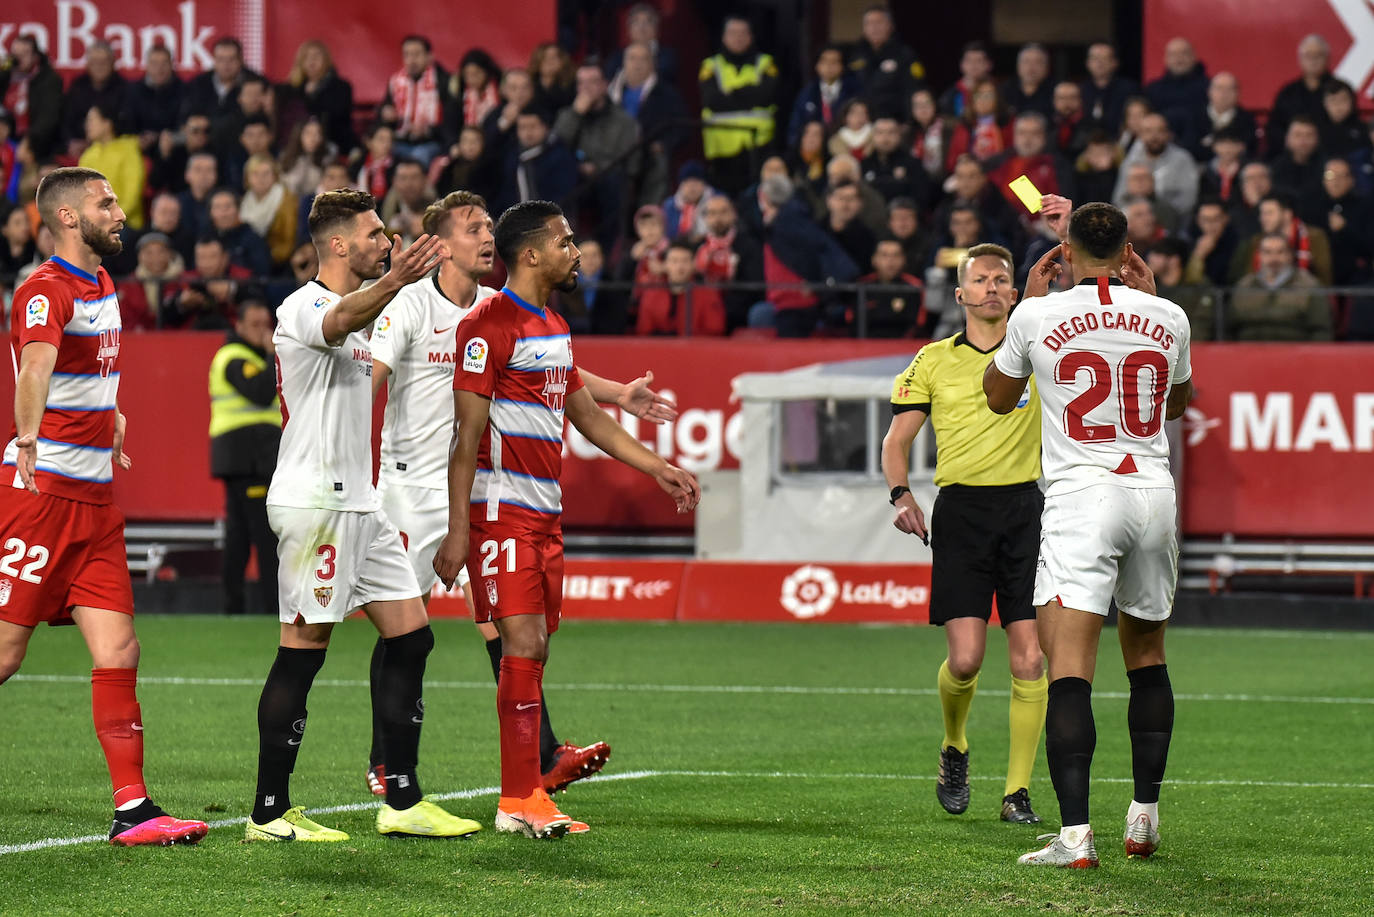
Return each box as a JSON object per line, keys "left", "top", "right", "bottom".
{"left": 2, "top": 617, "right": 1372, "bottom": 916}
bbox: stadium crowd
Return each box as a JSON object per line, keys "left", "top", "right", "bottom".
{"left": 1, "top": 5, "right": 1371, "bottom": 340}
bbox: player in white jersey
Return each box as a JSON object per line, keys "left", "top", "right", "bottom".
{"left": 364, "top": 191, "right": 674, "bottom": 798}
{"left": 246, "top": 189, "right": 482, "bottom": 844}
{"left": 983, "top": 202, "right": 1194, "bottom": 868}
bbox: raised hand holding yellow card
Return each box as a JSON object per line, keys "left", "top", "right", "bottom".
{"left": 1008, "top": 175, "right": 1043, "bottom": 213}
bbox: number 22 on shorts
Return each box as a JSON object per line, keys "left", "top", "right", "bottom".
{"left": 479, "top": 538, "right": 516, "bottom": 576}
{"left": 0, "top": 537, "right": 51, "bottom": 584}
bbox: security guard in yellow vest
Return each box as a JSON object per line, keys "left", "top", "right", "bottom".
{"left": 700, "top": 15, "right": 779, "bottom": 194}
{"left": 208, "top": 299, "right": 281, "bottom": 615}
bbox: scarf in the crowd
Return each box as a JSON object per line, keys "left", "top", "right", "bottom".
{"left": 818, "top": 80, "right": 842, "bottom": 124}
{"left": 608, "top": 70, "right": 657, "bottom": 106}
{"left": 911, "top": 121, "right": 944, "bottom": 175}
{"left": 463, "top": 82, "right": 500, "bottom": 127}
{"left": 240, "top": 182, "right": 286, "bottom": 236}
{"left": 1212, "top": 158, "right": 1239, "bottom": 201}
{"left": 674, "top": 189, "right": 705, "bottom": 238}
{"left": 971, "top": 115, "right": 1004, "bottom": 160}
{"left": 1055, "top": 113, "right": 1081, "bottom": 152}
{"left": 360, "top": 154, "right": 392, "bottom": 200}
{"left": 389, "top": 65, "right": 443, "bottom": 135}
{"left": 801, "top": 147, "right": 825, "bottom": 182}
{"left": 1252, "top": 215, "right": 1312, "bottom": 274}
{"left": 695, "top": 228, "right": 738, "bottom": 281}
{"left": 3, "top": 66, "right": 35, "bottom": 135}
{"left": 633, "top": 237, "right": 670, "bottom": 288}
{"left": 836, "top": 124, "right": 872, "bottom": 159}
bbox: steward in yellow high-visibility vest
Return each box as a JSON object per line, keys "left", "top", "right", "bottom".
{"left": 207, "top": 300, "right": 281, "bottom": 616}
{"left": 699, "top": 16, "right": 779, "bottom": 194}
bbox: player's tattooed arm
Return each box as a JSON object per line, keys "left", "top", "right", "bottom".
{"left": 564, "top": 387, "right": 700, "bottom": 513}
{"left": 578, "top": 367, "right": 678, "bottom": 424}
{"left": 12, "top": 340, "right": 58, "bottom": 493}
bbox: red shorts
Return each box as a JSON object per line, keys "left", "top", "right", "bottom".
{"left": 0, "top": 486, "right": 134, "bottom": 627}
{"left": 465, "top": 521, "right": 563, "bottom": 635}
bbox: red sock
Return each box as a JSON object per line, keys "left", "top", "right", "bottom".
{"left": 497, "top": 656, "right": 544, "bottom": 799}
{"left": 91, "top": 668, "right": 147, "bottom": 807}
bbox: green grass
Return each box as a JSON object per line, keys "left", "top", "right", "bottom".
{"left": 2, "top": 618, "right": 1373, "bottom": 916}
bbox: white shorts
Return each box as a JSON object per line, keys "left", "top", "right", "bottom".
{"left": 377, "top": 478, "right": 469, "bottom": 595}
{"left": 1033, "top": 484, "right": 1178, "bottom": 622}
{"left": 267, "top": 504, "right": 422, "bottom": 624}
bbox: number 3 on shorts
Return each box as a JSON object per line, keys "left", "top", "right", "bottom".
{"left": 479, "top": 538, "right": 516, "bottom": 576}
{"left": 315, "top": 544, "right": 337, "bottom": 581}
{"left": 0, "top": 537, "right": 51, "bottom": 584}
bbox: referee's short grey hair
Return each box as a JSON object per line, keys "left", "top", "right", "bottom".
{"left": 956, "top": 243, "right": 1015, "bottom": 285}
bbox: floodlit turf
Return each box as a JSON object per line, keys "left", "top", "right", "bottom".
{"left": 2, "top": 617, "right": 1373, "bottom": 916}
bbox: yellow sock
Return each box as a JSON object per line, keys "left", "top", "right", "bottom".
{"left": 1006, "top": 673, "right": 1048, "bottom": 796}
{"left": 938, "top": 659, "right": 978, "bottom": 753}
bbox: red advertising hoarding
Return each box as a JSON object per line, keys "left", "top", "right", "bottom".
{"left": 427, "top": 558, "right": 686, "bottom": 621}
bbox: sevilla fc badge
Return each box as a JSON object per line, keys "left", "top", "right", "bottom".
{"left": 314, "top": 586, "right": 333, "bottom": 607}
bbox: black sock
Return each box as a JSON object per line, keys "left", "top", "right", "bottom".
{"left": 368, "top": 637, "right": 386, "bottom": 769}
{"left": 1045, "top": 676, "right": 1095, "bottom": 827}
{"left": 490, "top": 635, "right": 559, "bottom": 770}
{"left": 1127, "top": 664, "right": 1174, "bottom": 804}
{"left": 377, "top": 625, "right": 434, "bottom": 810}
{"left": 253, "top": 646, "right": 327, "bottom": 823}
{"left": 484, "top": 636, "right": 503, "bottom": 683}
{"left": 115, "top": 798, "right": 165, "bottom": 824}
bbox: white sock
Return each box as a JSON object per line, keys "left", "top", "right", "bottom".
{"left": 1127, "top": 800, "right": 1159, "bottom": 825}
{"left": 116, "top": 796, "right": 147, "bottom": 812}
{"left": 1060, "top": 823, "right": 1092, "bottom": 846}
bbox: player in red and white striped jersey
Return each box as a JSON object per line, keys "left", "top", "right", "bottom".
{"left": 0, "top": 167, "right": 207, "bottom": 847}
{"left": 433, "top": 201, "right": 700, "bottom": 838}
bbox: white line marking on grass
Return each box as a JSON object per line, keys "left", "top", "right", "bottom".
{"left": 4, "top": 767, "right": 1372, "bottom": 856}
{"left": 12, "top": 674, "right": 1374, "bottom": 705}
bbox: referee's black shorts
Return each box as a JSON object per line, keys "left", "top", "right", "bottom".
{"left": 928, "top": 481, "right": 1043, "bottom": 627}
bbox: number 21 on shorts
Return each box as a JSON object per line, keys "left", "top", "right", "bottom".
{"left": 480, "top": 538, "right": 516, "bottom": 576}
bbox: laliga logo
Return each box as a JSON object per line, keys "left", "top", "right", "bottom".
{"left": 779, "top": 565, "right": 840, "bottom": 619}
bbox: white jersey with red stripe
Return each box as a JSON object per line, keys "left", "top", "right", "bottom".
{"left": 4, "top": 257, "right": 122, "bottom": 504}
{"left": 452, "top": 287, "right": 584, "bottom": 532}
{"left": 267, "top": 279, "right": 381, "bottom": 512}
{"left": 994, "top": 276, "right": 1192, "bottom": 498}
{"left": 371, "top": 277, "right": 498, "bottom": 490}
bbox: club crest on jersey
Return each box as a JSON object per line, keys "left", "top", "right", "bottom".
{"left": 313, "top": 586, "right": 333, "bottom": 607}
{"left": 485, "top": 578, "right": 498, "bottom": 608}
{"left": 463, "top": 337, "right": 489, "bottom": 373}
{"left": 25, "top": 294, "right": 49, "bottom": 328}
{"left": 0, "top": 578, "right": 11, "bottom": 606}
{"left": 543, "top": 365, "right": 569, "bottom": 411}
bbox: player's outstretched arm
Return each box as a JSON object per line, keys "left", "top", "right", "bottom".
{"left": 321, "top": 234, "right": 444, "bottom": 345}
{"left": 578, "top": 367, "right": 678, "bottom": 424}
{"left": 564, "top": 387, "right": 700, "bottom": 513}
{"left": 13, "top": 341, "right": 59, "bottom": 494}
{"left": 432, "top": 390, "right": 492, "bottom": 588}
{"left": 881, "top": 410, "right": 929, "bottom": 541}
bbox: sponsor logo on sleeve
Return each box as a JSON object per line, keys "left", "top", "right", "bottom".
{"left": 313, "top": 296, "right": 331, "bottom": 310}
{"left": 25, "top": 295, "right": 49, "bottom": 328}
{"left": 463, "top": 337, "right": 489, "bottom": 373}
{"left": 375, "top": 315, "right": 392, "bottom": 334}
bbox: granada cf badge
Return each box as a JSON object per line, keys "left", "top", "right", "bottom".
{"left": 0, "top": 578, "right": 11, "bottom": 606}
{"left": 485, "top": 578, "right": 498, "bottom": 608}
{"left": 314, "top": 586, "right": 334, "bottom": 607}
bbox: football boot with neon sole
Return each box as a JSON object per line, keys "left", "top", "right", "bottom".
{"left": 110, "top": 811, "right": 208, "bottom": 847}
{"left": 494, "top": 788, "right": 575, "bottom": 839}
{"left": 377, "top": 799, "right": 482, "bottom": 838}
{"left": 244, "top": 806, "right": 349, "bottom": 842}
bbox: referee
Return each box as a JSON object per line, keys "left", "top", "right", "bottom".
{"left": 881, "top": 242, "right": 1048, "bottom": 824}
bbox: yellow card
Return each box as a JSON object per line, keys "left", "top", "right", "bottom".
{"left": 1008, "top": 175, "right": 1043, "bottom": 213}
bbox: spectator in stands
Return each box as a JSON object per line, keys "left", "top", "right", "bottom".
{"left": 483, "top": 68, "right": 537, "bottom": 161}
{"left": 356, "top": 123, "right": 395, "bottom": 201}
{"left": 0, "top": 204, "right": 37, "bottom": 294}
{"left": 1196, "top": 72, "right": 1258, "bottom": 160}
{"left": 1117, "top": 94, "right": 1153, "bottom": 152}
{"left": 826, "top": 181, "right": 879, "bottom": 269}
{"left": 700, "top": 16, "right": 779, "bottom": 195}
{"left": 1114, "top": 112, "right": 1199, "bottom": 215}
{"left": 908, "top": 87, "right": 958, "bottom": 190}
{"left": 788, "top": 121, "right": 828, "bottom": 207}
{"left": 530, "top": 43, "right": 576, "bottom": 116}
{"left": 183, "top": 37, "right": 261, "bottom": 129}
{"left": 1116, "top": 161, "right": 1179, "bottom": 232}
{"left": 610, "top": 41, "right": 688, "bottom": 206}
{"left": 830, "top": 99, "right": 875, "bottom": 161}
{"left": 288, "top": 241, "right": 318, "bottom": 285}
{"left": 934, "top": 155, "right": 1017, "bottom": 248}
{"left": 737, "top": 155, "right": 791, "bottom": 233}
{"left": 1081, "top": 42, "right": 1138, "bottom": 133}
{"left": 1319, "top": 80, "right": 1369, "bottom": 158}
{"left": 208, "top": 74, "right": 272, "bottom": 167}
{"left": 854, "top": 237, "right": 927, "bottom": 337}
{"left": 605, "top": 3, "right": 679, "bottom": 84}
{"left": 750, "top": 174, "right": 859, "bottom": 337}
{"left": 379, "top": 158, "right": 432, "bottom": 245}
{"left": 636, "top": 240, "right": 726, "bottom": 336}
{"left": 696, "top": 193, "right": 763, "bottom": 331}
{"left": 824, "top": 154, "right": 889, "bottom": 237}
{"left": 1316, "top": 156, "right": 1372, "bottom": 284}
{"left": 225, "top": 113, "right": 275, "bottom": 191}
{"left": 1144, "top": 37, "right": 1208, "bottom": 147}
{"left": 1269, "top": 34, "right": 1335, "bottom": 156}
{"left": 127, "top": 46, "right": 184, "bottom": 153}
{"left": 161, "top": 236, "right": 247, "bottom": 329}
{"left": 378, "top": 35, "right": 452, "bottom": 168}
{"left": 1073, "top": 132, "right": 1122, "bottom": 205}
{"left": 120, "top": 232, "right": 182, "bottom": 330}
{"left": 1004, "top": 43, "right": 1053, "bottom": 119}
{"left": 623, "top": 203, "right": 669, "bottom": 284}
{"left": 886, "top": 197, "right": 930, "bottom": 274}
{"left": 922, "top": 204, "right": 989, "bottom": 337}
{"left": 1270, "top": 115, "right": 1326, "bottom": 221}
{"left": 277, "top": 40, "right": 355, "bottom": 156}
{"left": 1185, "top": 196, "right": 1240, "bottom": 287}
{"left": 940, "top": 42, "right": 995, "bottom": 118}
{"left": 240, "top": 153, "right": 298, "bottom": 268}
{"left": 1348, "top": 120, "right": 1374, "bottom": 195}
{"left": 1, "top": 35, "right": 63, "bottom": 159}
{"left": 988, "top": 112, "right": 1075, "bottom": 216}
{"left": 1148, "top": 235, "right": 1215, "bottom": 340}
{"left": 1230, "top": 232, "right": 1333, "bottom": 340}
{"left": 1231, "top": 161, "right": 1272, "bottom": 239}
{"left": 789, "top": 44, "right": 859, "bottom": 146}
{"left": 1051, "top": 81, "right": 1092, "bottom": 161}
{"left": 1232, "top": 193, "right": 1332, "bottom": 285}
{"left": 0, "top": 107, "right": 18, "bottom": 203}
{"left": 554, "top": 61, "right": 639, "bottom": 249}
{"left": 948, "top": 80, "right": 1012, "bottom": 164}
{"left": 179, "top": 151, "right": 219, "bottom": 239}
{"left": 451, "top": 49, "right": 502, "bottom": 131}
{"left": 438, "top": 125, "right": 500, "bottom": 200}
{"left": 78, "top": 103, "right": 146, "bottom": 230}
{"left": 60, "top": 41, "right": 127, "bottom": 151}
{"left": 146, "top": 192, "right": 195, "bottom": 263}
{"left": 557, "top": 237, "right": 626, "bottom": 334}
{"left": 864, "top": 116, "right": 931, "bottom": 205}
{"left": 208, "top": 189, "right": 272, "bottom": 277}
{"left": 150, "top": 113, "right": 212, "bottom": 194}
{"left": 662, "top": 161, "right": 713, "bottom": 244}
{"left": 1123, "top": 197, "right": 1165, "bottom": 255}
{"left": 498, "top": 107, "right": 575, "bottom": 209}
{"left": 279, "top": 118, "right": 335, "bottom": 198}
{"left": 848, "top": 4, "right": 924, "bottom": 120}
{"left": 1198, "top": 127, "right": 1247, "bottom": 208}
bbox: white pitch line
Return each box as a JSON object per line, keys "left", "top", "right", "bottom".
{"left": 3, "top": 767, "right": 1371, "bottom": 856}
{"left": 10, "top": 673, "right": 1374, "bottom": 705}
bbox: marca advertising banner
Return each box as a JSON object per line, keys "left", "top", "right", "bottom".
{"left": 2, "top": 1, "right": 552, "bottom": 99}
{"left": 1143, "top": 1, "right": 1374, "bottom": 109}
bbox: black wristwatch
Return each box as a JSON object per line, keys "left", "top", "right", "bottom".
{"left": 889, "top": 485, "right": 911, "bottom": 505}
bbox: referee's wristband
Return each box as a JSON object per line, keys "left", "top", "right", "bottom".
{"left": 889, "top": 485, "right": 911, "bottom": 505}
